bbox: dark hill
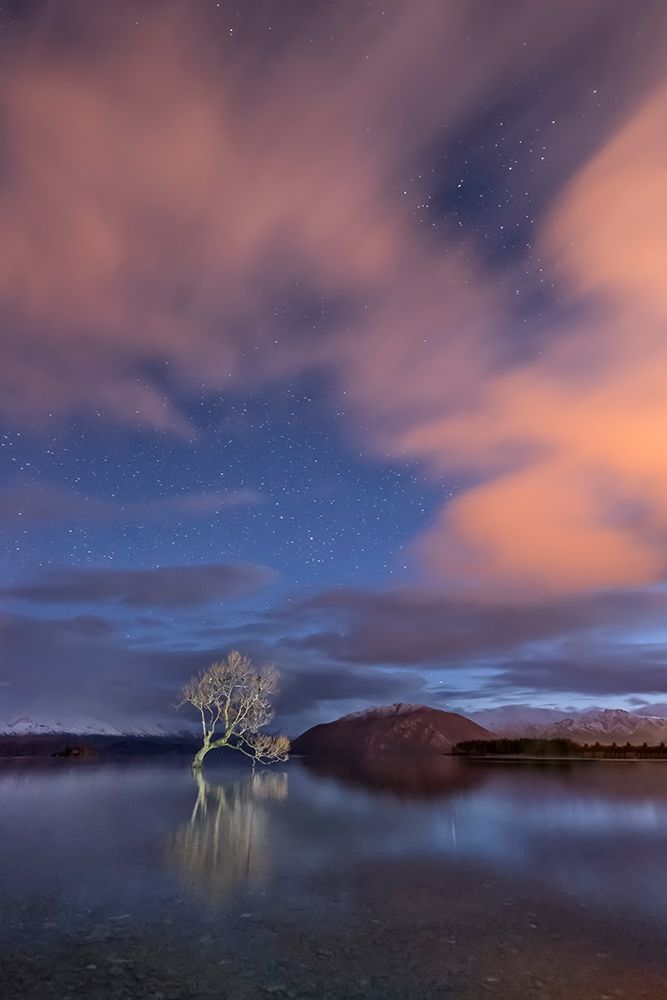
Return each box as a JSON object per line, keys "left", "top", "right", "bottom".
{"left": 292, "top": 703, "right": 492, "bottom": 757}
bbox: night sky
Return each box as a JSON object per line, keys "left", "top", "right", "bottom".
{"left": 2, "top": 0, "right": 667, "bottom": 734}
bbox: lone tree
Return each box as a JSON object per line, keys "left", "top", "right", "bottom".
{"left": 179, "top": 651, "right": 290, "bottom": 769}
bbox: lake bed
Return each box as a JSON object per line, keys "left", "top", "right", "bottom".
{"left": 1, "top": 756, "right": 665, "bottom": 999}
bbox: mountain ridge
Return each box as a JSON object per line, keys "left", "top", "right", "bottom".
{"left": 0, "top": 715, "right": 195, "bottom": 739}
{"left": 469, "top": 706, "right": 667, "bottom": 745}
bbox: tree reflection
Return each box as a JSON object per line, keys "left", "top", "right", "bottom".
{"left": 167, "top": 768, "right": 288, "bottom": 903}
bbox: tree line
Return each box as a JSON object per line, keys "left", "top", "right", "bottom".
{"left": 453, "top": 738, "right": 667, "bottom": 759}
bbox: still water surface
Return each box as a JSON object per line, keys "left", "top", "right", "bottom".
{"left": 0, "top": 756, "right": 666, "bottom": 999}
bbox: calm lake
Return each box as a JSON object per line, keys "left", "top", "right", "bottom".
{"left": 1, "top": 756, "right": 666, "bottom": 999}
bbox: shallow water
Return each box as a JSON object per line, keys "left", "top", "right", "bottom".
{"left": 1, "top": 755, "right": 666, "bottom": 999}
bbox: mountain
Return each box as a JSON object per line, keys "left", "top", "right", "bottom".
{"left": 292, "top": 703, "right": 492, "bottom": 757}
{"left": 633, "top": 703, "right": 667, "bottom": 720}
{"left": 0, "top": 715, "right": 201, "bottom": 757}
{"left": 0, "top": 716, "right": 123, "bottom": 737}
{"left": 468, "top": 705, "right": 571, "bottom": 735}
{"left": 541, "top": 709, "right": 667, "bottom": 745}
{"left": 0, "top": 716, "right": 193, "bottom": 739}
{"left": 471, "top": 707, "right": 667, "bottom": 745}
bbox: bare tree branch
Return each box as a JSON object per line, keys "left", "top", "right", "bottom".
{"left": 178, "top": 651, "right": 289, "bottom": 768}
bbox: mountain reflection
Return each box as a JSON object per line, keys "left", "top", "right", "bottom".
{"left": 167, "top": 769, "right": 288, "bottom": 903}
{"left": 300, "top": 753, "right": 485, "bottom": 800}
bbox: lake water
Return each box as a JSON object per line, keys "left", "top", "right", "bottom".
{"left": 1, "top": 755, "right": 666, "bottom": 999}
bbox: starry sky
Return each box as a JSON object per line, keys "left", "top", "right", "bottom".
{"left": 2, "top": 0, "right": 667, "bottom": 734}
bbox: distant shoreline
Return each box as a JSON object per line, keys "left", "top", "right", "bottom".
{"left": 454, "top": 736, "right": 667, "bottom": 761}
{"left": 460, "top": 754, "right": 667, "bottom": 763}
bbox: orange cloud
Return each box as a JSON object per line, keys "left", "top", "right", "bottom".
{"left": 379, "top": 86, "right": 667, "bottom": 594}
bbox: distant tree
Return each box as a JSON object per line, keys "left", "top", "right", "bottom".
{"left": 178, "top": 651, "right": 290, "bottom": 769}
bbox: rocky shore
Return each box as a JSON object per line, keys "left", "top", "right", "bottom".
{"left": 3, "top": 860, "right": 665, "bottom": 1000}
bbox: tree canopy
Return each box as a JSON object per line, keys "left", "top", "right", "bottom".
{"left": 179, "top": 651, "right": 289, "bottom": 768}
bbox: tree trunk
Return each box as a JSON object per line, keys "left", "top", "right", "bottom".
{"left": 192, "top": 741, "right": 211, "bottom": 769}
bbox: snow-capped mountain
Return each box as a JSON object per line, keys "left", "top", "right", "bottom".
{"left": 544, "top": 709, "right": 667, "bottom": 744}
{"left": 473, "top": 707, "right": 667, "bottom": 745}
{"left": 633, "top": 703, "right": 667, "bottom": 720}
{"left": 0, "top": 715, "right": 194, "bottom": 739}
{"left": 468, "top": 705, "right": 572, "bottom": 735}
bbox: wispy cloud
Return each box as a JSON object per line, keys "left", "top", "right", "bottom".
{"left": 1, "top": 563, "right": 274, "bottom": 608}
{"left": 0, "top": 482, "right": 261, "bottom": 525}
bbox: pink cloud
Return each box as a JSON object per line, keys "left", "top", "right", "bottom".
{"left": 0, "top": 1, "right": 627, "bottom": 426}
{"left": 3, "top": 2, "right": 667, "bottom": 595}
